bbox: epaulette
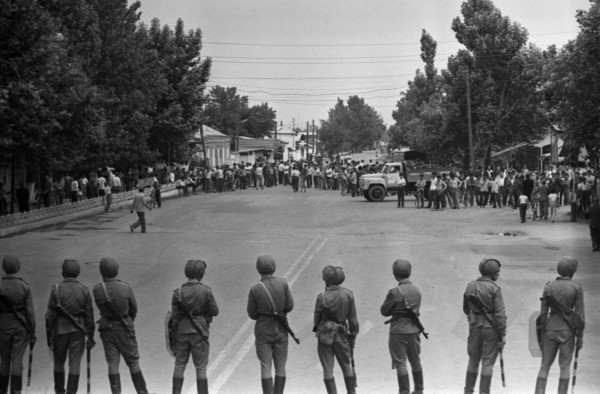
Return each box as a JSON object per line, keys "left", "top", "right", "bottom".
{"left": 340, "top": 286, "right": 353, "bottom": 294}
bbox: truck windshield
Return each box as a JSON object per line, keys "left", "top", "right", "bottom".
{"left": 381, "top": 165, "right": 400, "bottom": 174}
{"left": 381, "top": 165, "right": 391, "bottom": 174}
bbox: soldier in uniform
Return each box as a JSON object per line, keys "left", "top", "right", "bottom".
{"left": 247, "top": 255, "right": 294, "bottom": 394}
{"left": 0, "top": 255, "right": 36, "bottom": 394}
{"left": 380, "top": 259, "right": 424, "bottom": 394}
{"left": 170, "top": 260, "right": 219, "bottom": 394}
{"left": 313, "top": 266, "right": 359, "bottom": 394}
{"left": 534, "top": 256, "right": 585, "bottom": 394}
{"left": 462, "top": 258, "right": 506, "bottom": 394}
{"left": 46, "top": 259, "right": 95, "bottom": 394}
{"left": 93, "top": 258, "right": 153, "bottom": 394}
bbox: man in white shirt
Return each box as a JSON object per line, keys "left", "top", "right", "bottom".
{"left": 112, "top": 174, "right": 122, "bottom": 194}
{"left": 97, "top": 175, "right": 106, "bottom": 204}
{"left": 428, "top": 173, "right": 438, "bottom": 209}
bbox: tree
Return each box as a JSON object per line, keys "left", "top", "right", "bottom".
{"left": 243, "top": 103, "right": 277, "bottom": 139}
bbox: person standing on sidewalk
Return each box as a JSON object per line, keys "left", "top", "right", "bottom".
{"left": 0, "top": 255, "right": 36, "bottom": 394}
{"left": 93, "top": 258, "right": 154, "bottom": 394}
{"left": 170, "top": 260, "right": 219, "bottom": 394}
{"left": 247, "top": 255, "right": 294, "bottom": 394}
{"left": 397, "top": 173, "right": 407, "bottom": 208}
{"left": 534, "top": 257, "right": 585, "bottom": 394}
{"left": 314, "top": 266, "right": 358, "bottom": 394}
{"left": 462, "top": 258, "right": 506, "bottom": 394}
{"left": 588, "top": 197, "right": 600, "bottom": 251}
{"left": 45, "top": 259, "right": 95, "bottom": 394}
{"left": 380, "top": 259, "right": 424, "bottom": 394}
{"left": 129, "top": 188, "right": 152, "bottom": 233}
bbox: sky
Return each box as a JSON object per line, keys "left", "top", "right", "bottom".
{"left": 135, "top": 0, "right": 591, "bottom": 129}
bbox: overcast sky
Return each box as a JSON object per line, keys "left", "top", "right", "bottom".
{"left": 136, "top": 0, "right": 590, "bottom": 129}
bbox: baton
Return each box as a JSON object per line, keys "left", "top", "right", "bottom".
{"left": 27, "top": 342, "right": 33, "bottom": 386}
{"left": 87, "top": 347, "right": 91, "bottom": 394}
{"left": 349, "top": 339, "right": 357, "bottom": 387}
{"left": 499, "top": 350, "right": 506, "bottom": 388}
{"left": 571, "top": 343, "right": 580, "bottom": 393}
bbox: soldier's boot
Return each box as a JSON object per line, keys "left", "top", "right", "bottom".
{"left": 54, "top": 372, "right": 66, "bottom": 393}
{"left": 274, "top": 376, "right": 286, "bottom": 394}
{"left": 534, "top": 377, "right": 547, "bottom": 394}
{"left": 172, "top": 377, "right": 184, "bottom": 394}
{"left": 397, "top": 373, "right": 411, "bottom": 394}
{"left": 557, "top": 379, "right": 569, "bottom": 394}
{"left": 9, "top": 374, "right": 22, "bottom": 394}
{"left": 261, "top": 378, "right": 273, "bottom": 394}
{"left": 131, "top": 371, "right": 153, "bottom": 394}
{"left": 343, "top": 375, "right": 356, "bottom": 394}
{"left": 0, "top": 374, "right": 8, "bottom": 394}
{"left": 478, "top": 375, "right": 492, "bottom": 394}
{"left": 323, "top": 378, "right": 337, "bottom": 394}
{"left": 197, "top": 379, "right": 208, "bottom": 394}
{"left": 464, "top": 372, "right": 478, "bottom": 394}
{"left": 108, "top": 374, "right": 121, "bottom": 394}
{"left": 411, "top": 370, "right": 424, "bottom": 394}
{"left": 66, "top": 373, "right": 79, "bottom": 394}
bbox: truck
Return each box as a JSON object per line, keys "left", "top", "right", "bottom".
{"left": 358, "top": 162, "right": 455, "bottom": 202}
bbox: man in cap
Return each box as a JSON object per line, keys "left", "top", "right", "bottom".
{"left": 170, "top": 260, "right": 219, "bottom": 394}
{"left": 380, "top": 259, "right": 424, "bottom": 394}
{"left": 313, "top": 266, "right": 359, "bottom": 394}
{"left": 247, "top": 255, "right": 294, "bottom": 394}
{"left": 0, "top": 255, "right": 36, "bottom": 394}
{"left": 46, "top": 259, "right": 95, "bottom": 394}
{"left": 462, "top": 258, "right": 506, "bottom": 394}
{"left": 534, "top": 257, "right": 585, "bottom": 394}
{"left": 93, "top": 258, "right": 154, "bottom": 394}
{"left": 129, "top": 187, "right": 152, "bottom": 233}
{"left": 588, "top": 197, "right": 600, "bottom": 251}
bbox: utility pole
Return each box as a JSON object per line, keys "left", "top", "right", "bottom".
{"left": 306, "top": 121, "right": 309, "bottom": 161}
{"left": 312, "top": 120, "right": 316, "bottom": 161}
{"left": 199, "top": 123, "right": 208, "bottom": 168}
{"left": 466, "top": 70, "right": 475, "bottom": 172}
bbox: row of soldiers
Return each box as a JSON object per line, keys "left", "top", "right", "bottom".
{"left": 0, "top": 254, "right": 585, "bottom": 394}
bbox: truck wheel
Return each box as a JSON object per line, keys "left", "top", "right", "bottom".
{"left": 364, "top": 192, "right": 373, "bottom": 202}
{"left": 368, "top": 185, "right": 386, "bottom": 202}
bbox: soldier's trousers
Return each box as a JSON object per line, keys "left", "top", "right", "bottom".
{"left": 467, "top": 327, "right": 499, "bottom": 376}
{"left": 100, "top": 330, "right": 141, "bottom": 375}
{"left": 537, "top": 330, "right": 575, "bottom": 380}
{"left": 173, "top": 334, "right": 209, "bottom": 379}
{"left": 389, "top": 333, "right": 422, "bottom": 376}
{"left": 255, "top": 333, "right": 288, "bottom": 379}
{"left": 317, "top": 338, "right": 353, "bottom": 379}
{"left": 54, "top": 331, "right": 86, "bottom": 374}
{"left": 0, "top": 326, "right": 28, "bottom": 376}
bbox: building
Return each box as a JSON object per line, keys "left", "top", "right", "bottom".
{"left": 274, "top": 125, "right": 299, "bottom": 162}
{"left": 232, "top": 137, "right": 287, "bottom": 164}
{"left": 188, "top": 125, "right": 232, "bottom": 167}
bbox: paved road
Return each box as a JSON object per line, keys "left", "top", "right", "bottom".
{"left": 1, "top": 187, "right": 598, "bottom": 394}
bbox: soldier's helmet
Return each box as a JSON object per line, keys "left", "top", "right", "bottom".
{"left": 393, "top": 259, "right": 411, "bottom": 278}
{"left": 332, "top": 267, "right": 345, "bottom": 285}
{"left": 322, "top": 265, "right": 337, "bottom": 284}
{"left": 479, "top": 258, "right": 501, "bottom": 278}
{"left": 2, "top": 255, "right": 20, "bottom": 274}
{"left": 62, "top": 259, "right": 80, "bottom": 278}
{"left": 99, "top": 257, "right": 119, "bottom": 278}
{"left": 185, "top": 260, "right": 206, "bottom": 280}
{"left": 557, "top": 256, "right": 578, "bottom": 278}
{"left": 256, "top": 255, "right": 276, "bottom": 275}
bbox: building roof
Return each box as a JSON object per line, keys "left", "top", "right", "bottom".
{"left": 189, "top": 125, "right": 231, "bottom": 143}
{"left": 276, "top": 125, "right": 297, "bottom": 135}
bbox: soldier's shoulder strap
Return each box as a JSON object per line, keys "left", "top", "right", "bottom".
{"left": 54, "top": 283, "right": 62, "bottom": 306}
{"left": 394, "top": 285, "right": 407, "bottom": 305}
{"left": 258, "top": 281, "right": 277, "bottom": 314}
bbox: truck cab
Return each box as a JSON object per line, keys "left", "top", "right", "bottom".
{"left": 358, "top": 163, "right": 405, "bottom": 202}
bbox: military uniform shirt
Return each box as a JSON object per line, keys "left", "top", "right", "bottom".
{"left": 380, "top": 279, "right": 422, "bottom": 334}
{"left": 463, "top": 277, "right": 507, "bottom": 338}
{"left": 247, "top": 276, "right": 294, "bottom": 336}
{"left": 172, "top": 280, "right": 219, "bottom": 335}
{"left": 93, "top": 278, "right": 137, "bottom": 330}
{"left": 313, "top": 285, "right": 359, "bottom": 337}
{"left": 46, "top": 278, "right": 95, "bottom": 335}
{"left": 0, "top": 275, "right": 35, "bottom": 332}
{"left": 540, "top": 277, "right": 585, "bottom": 335}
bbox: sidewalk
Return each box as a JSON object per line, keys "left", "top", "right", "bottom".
{"left": 0, "top": 185, "right": 179, "bottom": 237}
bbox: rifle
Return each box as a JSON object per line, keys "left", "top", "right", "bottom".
{"left": 258, "top": 282, "right": 300, "bottom": 344}
{"left": 173, "top": 289, "right": 209, "bottom": 343}
{"left": 0, "top": 291, "right": 35, "bottom": 387}
{"left": 86, "top": 347, "right": 91, "bottom": 394}
{"left": 466, "top": 295, "right": 505, "bottom": 387}
{"left": 384, "top": 307, "right": 429, "bottom": 339}
{"left": 100, "top": 283, "right": 135, "bottom": 340}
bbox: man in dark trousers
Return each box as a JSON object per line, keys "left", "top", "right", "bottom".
{"left": 0, "top": 255, "right": 36, "bottom": 394}
{"left": 247, "top": 255, "right": 294, "bottom": 394}
{"left": 522, "top": 173, "right": 535, "bottom": 203}
{"left": 589, "top": 197, "right": 600, "bottom": 251}
{"left": 46, "top": 259, "right": 95, "bottom": 394}
{"left": 535, "top": 257, "right": 585, "bottom": 394}
{"left": 93, "top": 258, "right": 154, "bottom": 394}
{"left": 16, "top": 183, "right": 30, "bottom": 213}
{"left": 313, "top": 266, "right": 359, "bottom": 394}
{"left": 170, "top": 260, "right": 219, "bottom": 394}
{"left": 462, "top": 258, "right": 506, "bottom": 394}
{"left": 129, "top": 187, "right": 152, "bottom": 233}
{"left": 380, "top": 259, "right": 424, "bottom": 394}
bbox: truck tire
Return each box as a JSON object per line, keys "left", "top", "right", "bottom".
{"left": 368, "top": 185, "right": 386, "bottom": 202}
{"left": 364, "top": 192, "right": 373, "bottom": 202}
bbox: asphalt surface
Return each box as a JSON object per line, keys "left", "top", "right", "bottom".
{"left": 1, "top": 186, "right": 598, "bottom": 394}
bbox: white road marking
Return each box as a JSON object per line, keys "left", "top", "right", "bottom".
{"left": 200, "top": 236, "right": 326, "bottom": 394}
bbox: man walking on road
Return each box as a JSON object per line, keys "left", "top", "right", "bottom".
{"left": 313, "top": 266, "right": 358, "bottom": 394}
{"left": 46, "top": 259, "right": 95, "bottom": 394}
{"left": 380, "top": 259, "right": 424, "bottom": 394}
{"left": 247, "top": 255, "right": 294, "bottom": 394}
{"left": 463, "top": 258, "right": 506, "bottom": 394}
{"left": 0, "top": 255, "right": 36, "bottom": 394}
{"left": 130, "top": 187, "right": 152, "bottom": 233}
{"left": 170, "top": 260, "right": 219, "bottom": 394}
{"left": 93, "top": 258, "right": 154, "bottom": 394}
{"left": 534, "top": 257, "right": 585, "bottom": 394}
